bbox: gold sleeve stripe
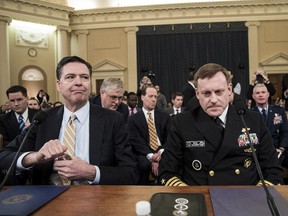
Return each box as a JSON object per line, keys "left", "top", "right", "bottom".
{"left": 165, "top": 176, "right": 187, "bottom": 186}
{"left": 256, "top": 180, "right": 274, "bottom": 186}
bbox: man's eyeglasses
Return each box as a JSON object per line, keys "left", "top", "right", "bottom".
{"left": 107, "top": 94, "right": 123, "bottom": 102}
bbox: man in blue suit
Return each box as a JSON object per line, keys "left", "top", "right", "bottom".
{"left": 0, "top": 56, "right": 138, "bottom": 185}
{"left": 252, "top": 83, "right": 288, "bottom": 165}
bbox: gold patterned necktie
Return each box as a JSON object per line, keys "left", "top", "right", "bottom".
{"left": 147, "top": 111, "right": 158, "bottom": 151}
{"left": 63, "top": 114, "right": 76, "bottom": 157}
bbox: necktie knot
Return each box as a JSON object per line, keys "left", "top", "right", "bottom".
{"left": 214, "top": 117, "right": 224, "bottom": 135}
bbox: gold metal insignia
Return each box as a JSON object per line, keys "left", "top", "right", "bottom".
{"left": 244, "top": 158, "right": 252, "bottom": 168}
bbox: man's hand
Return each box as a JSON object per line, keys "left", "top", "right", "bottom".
{"left": 151, "top": 153, "right": 161, "bottom": 162}
{"left": 151, "top": 161, "right": 159, "bottom": 176}
{"left": 54, "top": 157, "right": 96, "bottom": 181}
{"left": 22, "top": 139, "right": 67, "bottom": 167}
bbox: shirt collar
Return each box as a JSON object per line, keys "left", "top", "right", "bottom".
{"left": 15, "top": 107, "right": 28, "bottom": 120}
{"left": 218, "top": 105, "right": 229, "bottom": 125}
{"left": 63, "top": 101, "right": 90, "bottom": 124}
{"left": 142, "top": 107, "right": 154, "bottom": 116}
{"left": 257, "top": 105, "right": 268, "bottom": 113}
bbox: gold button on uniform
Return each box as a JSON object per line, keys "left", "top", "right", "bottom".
{"left": 235, "top": 169, "right": 240, "bottom": 175}
{"left": 209, "top": 170, "right": 214, "bottom": 176}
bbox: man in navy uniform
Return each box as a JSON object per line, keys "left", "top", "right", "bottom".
{"left": 251, "top": 83, "right": 288, "bottom": 166}
{"left": 159, "top": 63, "right": 283, "bottom": 186}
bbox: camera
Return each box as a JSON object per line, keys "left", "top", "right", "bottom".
{"left": 256, "top": 74, "right": 264, "bottom": 83}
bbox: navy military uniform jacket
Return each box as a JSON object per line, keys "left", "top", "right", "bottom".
{"left": 159, "top": 104, "right": 283, "bottom": 186}
{"left": 251, "top": 104, "right": 288, "bottom": 149}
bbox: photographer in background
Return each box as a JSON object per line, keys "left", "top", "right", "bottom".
{"left": 36, "top": 89, "right": 50, "bottom": 106}
{"left": 246, "top": 68, "right": 276, "bottom": 107}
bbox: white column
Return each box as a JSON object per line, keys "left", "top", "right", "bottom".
{"left": 57, "top": 26, "right": 71, "bottom": 60}
{"left": 125, "top": 27, "right": 139, "bottom": 92}
{"left": 0, "top": 16, "right": 12, "bottom": 104}
{"left": 245, "top": 21, "right": 260, "bottom": 82}
{"left": 75, "top": 30, "right": 89, "bottom": 61}
{"left": 56, "top": 26, "right": 71, "bottom": 102}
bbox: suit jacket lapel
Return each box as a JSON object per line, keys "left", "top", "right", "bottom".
{"left": 266, "top": 105, "right": 273, "bottom": 129}
{"left": 211, "top": 105, "right": 243, "bottom": 166}
{"left": 49, "top": 107, "right": 63, "bottom": 140}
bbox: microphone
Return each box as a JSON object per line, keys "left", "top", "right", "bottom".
{"left": 0, "top": 111, "right": 47, "bottom": 191}
{"left": 234, "top": 100, "right": 280, "bottom": 216}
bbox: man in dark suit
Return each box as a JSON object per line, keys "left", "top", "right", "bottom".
{"left": 0, "top": 56, "right": 138, "bottom": 185}
{"left": 164, "top": 92, "right": 185, "bottom": 116}
{"left": 0, "top": 85, "right": 38, "bottom": 185}
{"left": 251, "top": 83, "right": 288, "bottom": 165}
{"left": 90, "top": 78, "right": 129, "bottom": 122}
{"left": 181, "top": 71, "right": 196, "bottom": 107}
{"left": 128, "top": 86, "right": 171, "bottom": 184}
{"left": 0, "top": 85, "right": 38, "bottom": 147}
{"left": 159, "top": 63, "right": 283, "bottom": 186}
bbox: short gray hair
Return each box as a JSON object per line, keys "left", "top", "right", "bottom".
{"left": 100, "top": 78, "right": 124, "bottom": 92}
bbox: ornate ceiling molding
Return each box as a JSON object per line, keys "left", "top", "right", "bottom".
{"left": 70, "top": 0, "right": 288, "bottom": 29}
{"left": 0, "top": 0, "right": 73, "bottom": 26}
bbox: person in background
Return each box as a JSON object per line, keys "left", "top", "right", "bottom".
{"left": 181, "top": 71, "right": 196, "bottom": 107}
{"left": 251, "top": 83, "right": 288, "bottom": 166}
{"left": 164, "top": 92, "right": 184, "bottom": 116}
{"left": 246, "top": 68, "right": 276, "bottom": 107}
{"left": 90, "top": 78, "right": 129, "bottom": 123}
{"left": 0, "top": 102, "right": 11, "bottom": 114}
{"left": 28, "top": 97, "right": 40, "bottom": 110}
{"left": 37, "top": 89, "right": 50, "bottom": 106}
{"left": 137, "top": 76, "right": 153, "bottom": 108}
{"left": 154, "top": 85, "right": 167, "bottom": 110}
{"left": 0, "top": 85, "right": 38, "bottom": 147}
{"left": 246, "top": 99, "right": 252, "bottom": 109}
{"left": 127, "top": 92, "right": 140, "bottom": 116}
{"left": 0, "top": 56, "right": 138, "bottom": 186}
{"left": 128, "top": 86, "right": 171, "bottom": 185}
{"left": 159, "top": 63, "right": 283, "bottom": 186}
{"left": 53, "top": 101, "right": 63, "bottom": 107}
{"left": 0, "top": 85, "right": 38, "bottom": 184}
{"left": 122, "top": 91, "right": 128, "bottom": 105}
{"left": 282, "top": 74, "right": 288, "bottom": 111}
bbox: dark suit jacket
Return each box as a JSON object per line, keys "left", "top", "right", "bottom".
{"left": 90, "top": 95, "right": 129, "bottom": 122}
{"left": 251, "top": 104, "right": 288, "bottom": 149}
{"left": 181, "top": 82, "right": 196, "bottom": 107}
{"left": 0, "top": 108, "right": 38, "bottom": 147}
{"left": 127, "top": 109, "right": 171, "bottom": 156}
{"left": 0, "top": 104, "right": 138, "bottom": 185}
{"left": 159, "top": 104, "right": 283, "bottom": 186}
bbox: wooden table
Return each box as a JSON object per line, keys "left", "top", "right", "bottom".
{"left": 32, "top": 185, "right": 288, "bottom": 216}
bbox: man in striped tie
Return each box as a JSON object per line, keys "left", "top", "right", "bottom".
{"left": 128, "top": 86, "right": 171, "bottom": 184}
{"left": 0, "top": 56, "right": 138, "bottom": 186}
{"left": 0, "top": 85, "right": 37, "bottom": 184}
{"left": 0, "top": 85, "right": 38, "bottom": 147}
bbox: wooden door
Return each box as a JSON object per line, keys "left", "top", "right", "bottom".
{"left": 268, "top": 73, "right": 286, "bottom": 102}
